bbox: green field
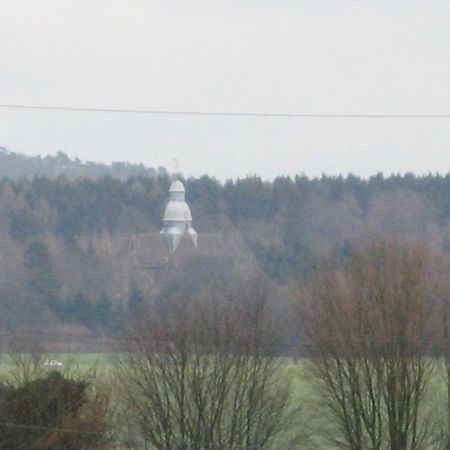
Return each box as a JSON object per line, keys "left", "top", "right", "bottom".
{"left": 0, "top": 355, "right": 448, "bottom": 449}
{"left": 0, "top": 353, "right": 113, "bottom": 370}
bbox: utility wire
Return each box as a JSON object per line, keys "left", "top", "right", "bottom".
{"left": 0, "top": 103, "right": 449, "bottom": 119}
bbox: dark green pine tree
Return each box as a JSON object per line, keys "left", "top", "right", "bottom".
{"left": 128, "top": 286, "right": 145, "bottom": 317}
{"left": 23, "top": 240, "right": 60, "bottom": 303}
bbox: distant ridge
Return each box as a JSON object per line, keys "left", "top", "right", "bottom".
{"left": 0, "top": 147, "right": 167, "bottom": 180}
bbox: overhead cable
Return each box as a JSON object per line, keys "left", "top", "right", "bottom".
{"left": 0, "top": 103, "right": 449, "bottom": 119}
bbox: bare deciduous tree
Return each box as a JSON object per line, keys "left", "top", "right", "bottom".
{"left": 116, "top": 284, "right": 295, "bottom": 450}
{"left": 434, "top": 254, "right": 450, "bottom": 450}
{"left": 301, "top": 240, "right": 435, "bottom": 450}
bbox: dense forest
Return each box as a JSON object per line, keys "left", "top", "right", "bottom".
{"left": 1, "top": 150, "right": 450, "bottom": 342}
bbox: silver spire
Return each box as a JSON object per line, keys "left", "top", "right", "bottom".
{"left": 160, "top": 180, "right": 198, "bottom": 253}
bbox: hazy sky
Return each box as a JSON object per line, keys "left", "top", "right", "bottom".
{"left": 0, "top": 0, "right": 449, "bottom": 180}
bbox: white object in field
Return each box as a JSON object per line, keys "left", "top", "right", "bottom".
{"left": 160, "top": 180, "right": 198, "bottom": 253}
{"left": 43, "top": 359, "right": 64, "bottom": 367}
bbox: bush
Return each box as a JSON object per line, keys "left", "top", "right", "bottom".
{"left": 0, "top": 370, "right": 110, "bottom": 450}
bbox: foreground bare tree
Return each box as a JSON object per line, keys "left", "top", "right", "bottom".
{"left": 301, "top": 240, "right": 435, "bottom": 450}
{"left": 434, "top": 254, "right": 450, "bottom": 450}
{"left": 116, "top": 284, "right": 294, "bottom": 450}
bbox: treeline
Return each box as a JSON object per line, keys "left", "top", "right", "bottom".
{"left": 3, "top": 171, "right": 450, "bottom": 242}
{"left": 3, "top": 171, "right": 450, "bottom": 332}
{"left": 0, "top": 148, "right": 166, "bottom": 180}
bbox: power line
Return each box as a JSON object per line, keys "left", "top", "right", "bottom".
{"left": 0, "top": 103, "right": 449, "bottom": 119}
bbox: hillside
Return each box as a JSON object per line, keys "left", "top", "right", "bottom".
{"left": 0, "top": 147, "right": 166, "bottom": 180}
{"left": 2, "top": 166, "right": 450, "bottom": 341}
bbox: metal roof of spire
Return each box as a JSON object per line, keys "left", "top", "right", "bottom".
{"left": 168, "top": 180, "right": 185, "bottom": 193}
{"left": 160, "top": 180, "right": 198, "bottom": 253}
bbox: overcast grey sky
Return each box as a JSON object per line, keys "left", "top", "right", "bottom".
{"left": 0, "top": 0, "right": 449, "bottom": 180}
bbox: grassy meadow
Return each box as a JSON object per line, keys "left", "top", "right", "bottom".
{"left": 0, "top": 354, "right": 448, "bottom": 449}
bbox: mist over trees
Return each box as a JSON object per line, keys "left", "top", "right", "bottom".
{"left": 3, "top": 150, "right": 450, "bottom": 446}
{"left": 2, "top": 153, "right": 450, "bottom": 339}
{"left": 0, "top": 147, "right": 166, "bottom": 180}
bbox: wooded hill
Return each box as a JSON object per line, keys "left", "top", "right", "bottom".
{"left": 0, "top": 147, "right": 165, "bottom": 180}
{"left": 1, "top": 155, "right": 450, "bottom": 339}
